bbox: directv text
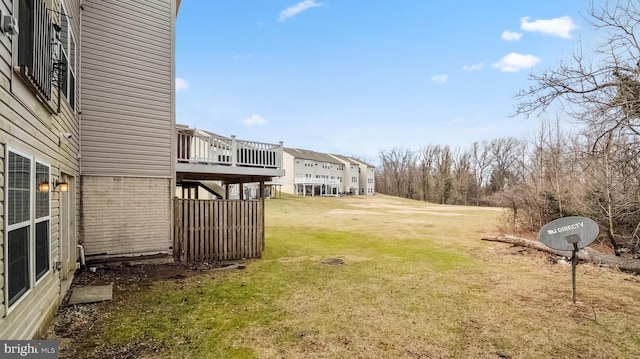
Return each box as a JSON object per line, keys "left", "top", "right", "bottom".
{"left": 546, "top": 222, "right": 584, "bottom": 235}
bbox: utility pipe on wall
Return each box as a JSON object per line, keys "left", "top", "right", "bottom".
{"left": 76, "top": 244, "right": 86, "bottom": 268}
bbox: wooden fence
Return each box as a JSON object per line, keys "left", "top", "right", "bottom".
{"left": 174, "top": 198, "right": 264, "bottom": 262}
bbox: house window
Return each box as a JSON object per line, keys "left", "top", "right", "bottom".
{"left": 7, "top": 151, "right": 31, "bottom": 306}
{"left": 5, "top": 149, "right": 51, "bottom": 308}
{"left": 17, "top": 0, "right": 54, "bottom": 101}
{"left": 59, "top": 4, "right": 77, "bottom": 110}
{"left": 35, "top": 162, "right": 50, "bottom": 279}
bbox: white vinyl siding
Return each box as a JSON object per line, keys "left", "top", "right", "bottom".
{"left": 0, "top": 1, "right": 11, "bottom": 89}
{"left": 80, "top": 0, "right": 174, "bottom": 177}
{"left": 1, "top": 0, "right": 81, "bottom": 339}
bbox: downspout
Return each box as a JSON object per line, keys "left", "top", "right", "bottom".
{"left": 76, "top": 244, "right": 86, "bottom": 268}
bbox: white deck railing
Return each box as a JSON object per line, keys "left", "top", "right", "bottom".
{"left": 294, "top": 177, "right": 342, "bottom": 185}
{"left": 177, "top": 131, "right": 283, "bottom": 169}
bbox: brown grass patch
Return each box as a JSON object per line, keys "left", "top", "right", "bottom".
{"left": 48, "top": 194, "right": 640, "bottom": 358}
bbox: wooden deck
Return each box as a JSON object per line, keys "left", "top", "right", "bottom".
{"left": 177, "top": 130, "right": 283, "bottom": 168}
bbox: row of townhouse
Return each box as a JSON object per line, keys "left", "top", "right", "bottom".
{"left": 281, "top": 148, "right": 375, "bottom": 196}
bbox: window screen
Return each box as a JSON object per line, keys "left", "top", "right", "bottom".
{"left": 35, "top": 220, "right": 49, "bottom": 279}
{"left": 8, "top": 227, "right": 30, "bottom": 306}
{"left": 8, "top": 152, "right": 31, "bottom": 226}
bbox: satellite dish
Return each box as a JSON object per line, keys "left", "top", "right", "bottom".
{"left": 539, "top": 216, "right": 599, "bottom": 251}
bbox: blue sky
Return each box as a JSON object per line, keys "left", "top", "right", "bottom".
{"left": 176, "top": 1, "right": 595, "bottom": 162}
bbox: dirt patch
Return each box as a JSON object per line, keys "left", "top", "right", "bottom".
{"left": 46, "top": 261, "right": 237, "bottom": 359}
{"left": 72, "top": 261, "right": 230, "bottom": 286}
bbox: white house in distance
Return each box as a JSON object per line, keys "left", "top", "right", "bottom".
{"left": 281, "top": 148, "right": 375, "bottom": 196}
{"left": 356, "top": 158, "right": 376, "bottom": 195}
{"left": 329, "top": 154, "right": 375, "bottom": 195}
{"left": 328, "top": 153, "right": 361, "bottom": 195}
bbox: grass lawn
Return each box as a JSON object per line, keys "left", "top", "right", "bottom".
{"left": 62, "top": 194, "right": 640, "bottom": 358}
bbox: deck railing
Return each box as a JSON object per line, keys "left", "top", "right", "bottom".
{"left": 177, "top": 131, "right": 283, "bottom": 168}
{"left": 294, "top": 177, "right": 342, "bottom": 185}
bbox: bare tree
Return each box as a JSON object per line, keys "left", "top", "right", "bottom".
{"left": 417, "top": 145, "right": 436, "bottom": 202}
{"left": 471, "top": 141, "right": 492, "bottom": 205}
{"left": 486, "top": 138, "right": 524, "bottom": 194}
{"left": 514, "top": 1, "right": 640, "bottom": 250}
{"left": 432, "top": 145, "right": 454, "bottom": 204}
{"left": 515, "top": 1, "right": 640, "bottom": 144}
{"left": 378, "top": 148, "right": 416, "bottom": 199}
{"left": 451, "top": 148, "right": 475, "bottom": 206}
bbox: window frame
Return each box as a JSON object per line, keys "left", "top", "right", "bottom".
{"left": 12, "top": 0, "right": 79, "bottom": 114}
{"left": 58, "top": 1, "right": 77, "bottom": 110}
{"left": 34, "top": 160, "right": 51, "bottom": 282}
{"left": 14, "top": 0, "right": 54, "bottom": 103}
{"left": 4, "top": 147, "right": 52, "bottom": 312}
{"left": 6, "top": 148, "right": 32, "bottom": 308}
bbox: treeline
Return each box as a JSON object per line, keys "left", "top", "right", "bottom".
{"left": 376, "top": 137, "right": 521, "bottom": 207}
{"left": 375, "top": 120, "right": 640, "bottom": 253}
{"left": 376, "top": 2, "right": 640, "bottom": 254}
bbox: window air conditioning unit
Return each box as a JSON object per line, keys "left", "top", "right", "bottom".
{"left": 1, "top": 11, "right": 19, "bottom": 36}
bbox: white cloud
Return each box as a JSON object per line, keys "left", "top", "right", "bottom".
{"left": 431, "top": 74, "right": 449, "bottom": 83}
{"left": 520, "top": 16, "right": 578, "bottom": 39}
{"left": 176, "top": 77, "right": 189, "bottom": 91}
{"left": 501, "top": 30, "right": 522, "bottom": 41}
{"left": 278, "top": 0, "right": 323, "bottom": 23}
{"left": 462, "top": 63, "right": 484, "bottom": 71}
{"left": 241, "top": 114, "right": 268, "bottom": 127}
{"left": 492, "top": 52, "right": 541, "bottom": 72}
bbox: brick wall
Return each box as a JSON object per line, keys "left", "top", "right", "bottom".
{"left": 81, "top": 176, "right": 172, "bottom": 258}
